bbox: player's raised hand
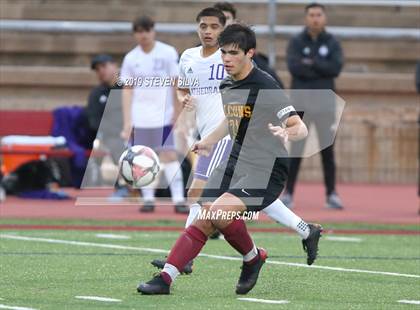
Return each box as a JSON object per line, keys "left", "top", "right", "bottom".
{"left": 182, "top": 94, "right": 196, "bottom": 111}
{"left": 192, "top": 140, "right": 213, "bottom": 156}
{"left": 268, "top": 123, "right": 288, "bottom": 144}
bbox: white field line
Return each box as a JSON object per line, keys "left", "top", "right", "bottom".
{"left": 238, "top": 298, "right": 290, "bottom": 304}
{"left": 397, "top": 300, "right": 420, "bottom": 305}
{"left": 95, "top": 234, "right": 131, "bottom": 240}
{"left": 1, "top": 234, "right": 419, "bottom": 279}
{"left": 325, "top": 236, "right": 362, "bottom": 242}
{"left": 0, "top": 304, "right": 37, "bottom": 310}
{"left": 0, "top": 234, "right": 167, "bottom": 254}
{"left": 75, "top": 296, "right": 121, "bottom": 302}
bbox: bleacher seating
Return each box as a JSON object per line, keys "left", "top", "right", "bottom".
{"left": 0, "top": 0, "right": 418, "bottom": 183}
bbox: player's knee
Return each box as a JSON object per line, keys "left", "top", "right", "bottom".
{"left": 192, "top": 218, "right": 215, "bottom": 236}
{"left": 208, "top": 205, "right": 230, "bottom": 229}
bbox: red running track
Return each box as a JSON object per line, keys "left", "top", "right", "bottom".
{"left": 0, "top": 183, "right": 418, "bottom": 225}
{"left": 0, "top": 224, "right": 418, "bottom": 235}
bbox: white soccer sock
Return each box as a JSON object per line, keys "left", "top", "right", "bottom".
{"left": 243, "top": 245, "right": 258, "bottom": 263}
{"left": 164, "top": 161, "right": 185, "bottom": 204}
{"left": 263, "top": 199, "right": 310, "bottom": 239}
{"left": 162, "top": 263, "right": 180, "bottom": 283}
{"left": 185, "top": 203, "right": 201, "bottom": 228}
{"left": 141, "top": 187, "right": 155, "bottom": 202}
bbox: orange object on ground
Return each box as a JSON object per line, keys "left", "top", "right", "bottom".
{"left": 0, "top": 144, "right": 53, "bottom": 174}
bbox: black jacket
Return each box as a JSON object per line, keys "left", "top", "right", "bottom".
{"left": 287, "top": 28, "right": 343, "bottom": 90}
{"left": 253, "top": 52, "right": 285, "bottom": 89}
{"left": 85, "top": 83, "right": 123, "bottom": 137}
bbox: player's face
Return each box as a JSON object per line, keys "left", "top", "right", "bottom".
{"left": 134, "top": 28, "right": 155, "bottom": 48}
{"left": 197, "top": 16, "right": 224, "bottom": 48}
{"left": 220, "top": 44, "right": 254, "bottom": 78}
{"left": 94, "top": 62, "right": 118, "bottom": 85}
{"left": 305, "top": 7, "right": 327, "bottom": 33}
{"left": 222, "top": 11, "right": 235, "bottom": 25}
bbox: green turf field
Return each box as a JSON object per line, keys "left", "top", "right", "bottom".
{"left": 0, "top": 221, "right": 419, "bottom": 309}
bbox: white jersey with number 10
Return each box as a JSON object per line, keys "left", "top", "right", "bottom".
{"left": 178, "top": 47, "right": 226, "bottom": 138}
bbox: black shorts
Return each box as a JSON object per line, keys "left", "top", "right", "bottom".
{"left": 200, "top": 157, "right": 287, "bottom": 212}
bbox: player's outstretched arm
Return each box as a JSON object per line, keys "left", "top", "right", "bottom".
{"left": 192, "top": 118, "right": 229, "bottom": 156}
{"left": 269, "top": 115, "right": 308, "bottom": 143}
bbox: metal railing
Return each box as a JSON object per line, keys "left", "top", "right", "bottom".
{"left": 1, "top": 20, "right": 419, "bottom": 40}
{"left": 167, "top": 0, "right": 420, "bottom": 7}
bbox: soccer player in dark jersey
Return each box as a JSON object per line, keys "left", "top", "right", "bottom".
{"left": 137, "top": 23, "right": 320, "bottom": 295}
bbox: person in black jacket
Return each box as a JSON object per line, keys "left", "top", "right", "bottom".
{"left": 416, "top": 62, "right": 420, "bottom": 214}
{"left": 86, "top": 54, "right": 123, "bottom": 142}
{"left": 283, "top": 2, "right": 344, "bottom": 209}
{"left": 85, "top": 54, "right": 127, "bottom": 199}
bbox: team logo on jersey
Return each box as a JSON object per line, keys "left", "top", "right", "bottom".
{"left": 187, "top": 67, "right": 193, "bottom": 74}
{"left": 99, "top": 95, "right": 107, "bottom": 104}
{"left": 153, "top": 59, "right": 165, "bottom": 71}
{"left": 319, "top": 45, "right": 329, "bottom": 57}
{"left": 303, "top": 46, "right": 311, "bottom": 55}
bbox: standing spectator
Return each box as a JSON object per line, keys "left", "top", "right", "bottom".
{"left": 85, "top": 54, "right": 128, "bottom": 199}
{"left": 120, "top": 16, "right": 188, "bottom": 213}
{"left": 415, "top": 62, "right": 420, "bottom": 214}
{"left": 283, "top": 2, "right": 344, "bottom": 209}
{"left": 213, "top": 1, "right": 284, "bottom": 88}
{"left": 213, "top": 1, "right": 236, "bottom": 25}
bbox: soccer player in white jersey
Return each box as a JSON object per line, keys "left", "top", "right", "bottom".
{"left": 150, "top": 8, "right": 322, "bottom": 273}
{"left": 177, "top": 8, "right": 231, "bottom": 210}
{"left": 120, "top": 16, "right": 188, "bottom": 214}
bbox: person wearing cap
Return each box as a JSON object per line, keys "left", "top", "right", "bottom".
{"left": 85, "top": 54, "right": 128, "bottom": 199}
{"left": 86, "top": 54, "right": 123, "bottom": 136}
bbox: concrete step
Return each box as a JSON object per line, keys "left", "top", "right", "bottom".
{"left": 1, "top": 0, "right": 418, "bottom": 28}
{"left": 1, "top": 65, "right": 416, "bottom": 93}
{"left": 0, "top": 65, "right": 417, "bottom": 111}
{"left": 1, "top": 31, "right": 418, "bottom": 73}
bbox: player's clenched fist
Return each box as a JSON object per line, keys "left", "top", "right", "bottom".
{"left": 268, "top": 123, "right": 289, "bottom": 144}
{"left": 182, "top": 94, "right": 196, "bottom": 111}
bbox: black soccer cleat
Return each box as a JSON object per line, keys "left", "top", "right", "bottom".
{"left": 174, "top": 203, "right": 189, "bottom": 214}
{"left": 235, "top": 248, "right": 267, "bottom": 295}
{"left": 137, "top": 274, "right": 170, "bottom": 295}
{"left": 151, "top": 258, "right": 194, "bottom": 275}
{"left": 140, "top": 201, "right": 155, "bottom": 213}
{"left": 302, "top": 223, "right": 323, "bottom": 265}
{"left": 209, "top": 230, "right": 221, "bottom": 240}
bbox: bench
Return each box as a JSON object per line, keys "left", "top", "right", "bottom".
{"left": 0, "top": 109, "right": 98, "bottom": 174}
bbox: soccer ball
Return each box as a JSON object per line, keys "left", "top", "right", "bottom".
{"left": 118, "top": 145, "right": 160, "bottom": 188}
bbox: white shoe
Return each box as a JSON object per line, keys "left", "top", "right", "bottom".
{"left": 0, "top": 186, "right": 5, "bottom": 203}
{"left": 326, "top": 192, "right": 344, "bottom": 210}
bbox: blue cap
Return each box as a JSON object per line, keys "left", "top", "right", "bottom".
{"left": 91, "top": 54, "right": 114, "bottom": 70}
